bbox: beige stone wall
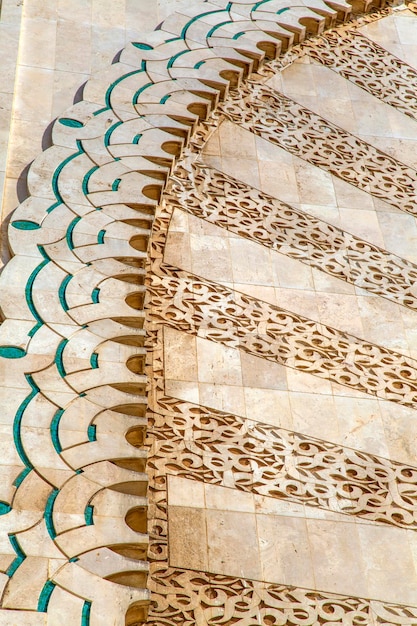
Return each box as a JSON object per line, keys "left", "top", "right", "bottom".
{"left": 0, "top": 0, "right": 23, "bottom": 264}
{"left": 0, "top": 0, "right": 189, "bottom": 265}
{"left": 145, "top": 7, "right": 417, "bottom": 620}
{"left": 0, "top": 0, "right": 417, "bottom": 624}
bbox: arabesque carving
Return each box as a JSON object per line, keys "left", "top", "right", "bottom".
{"left": 304, "top": 29, "right": 417, "bottom": 121}
{"left": 220, "top": 84, "right": 417, "bottom": 216}
{"left": 166, "top": 161, "right": 417, "bottom": 313}
{"left": 0, "top": 0, "right": 414, "bottom": 622}
{"left": 145, "top": 328, "right": 417, "bottom": 625}
{"left": 148, "top": 262, "right": 417, "bottom": 409}
{"left": 147, "top": 385, "right": 417, "bottom": 530}
{"left": 147, "top": 566, "right": 417, "bottom": 625}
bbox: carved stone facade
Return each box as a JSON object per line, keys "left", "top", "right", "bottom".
{"left": 0, "top": 1, "right": 417, "bottom": 625}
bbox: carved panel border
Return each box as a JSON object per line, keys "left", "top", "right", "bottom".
{"left": 220, "top": 84, "right": 417, "bottom": 216}
{"left": 166, "top": 162, "right": 417, "bottom": 312}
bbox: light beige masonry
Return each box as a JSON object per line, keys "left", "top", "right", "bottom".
{"left": 359, "top": 11, "right": 417, "bottom": 67}
{"left": 164, "top": 326, "right": 417, "bottom": 462}
{"left": 0, "top": 0, "right": 23, "bottom": 265}
{"left": 167, "top": 478, "right": 417, "bottom": 603}
{"left": 1, "top": 1, "right": 417, "bottom": 625}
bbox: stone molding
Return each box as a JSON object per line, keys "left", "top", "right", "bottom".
{"left": 0, "top": 1, "right": 399, "bottom": 623}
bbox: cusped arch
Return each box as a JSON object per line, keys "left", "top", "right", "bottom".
{"left": 0, "top": 0, "right": 395, "bottom": 623}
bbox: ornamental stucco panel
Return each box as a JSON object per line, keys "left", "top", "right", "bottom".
{"left": 0, "top": 1, "right": 417, "bottom": 624}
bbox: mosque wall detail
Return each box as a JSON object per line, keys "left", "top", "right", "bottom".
{"left": 0, "top": 1, "right": 416, "bottom": 624}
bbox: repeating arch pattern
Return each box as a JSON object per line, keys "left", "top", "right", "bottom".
{"left": 0, "top": 0, "right": 408, "bottom": 623}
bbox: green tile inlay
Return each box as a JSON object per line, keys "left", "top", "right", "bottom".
{"left": 132, "top": 42, "right": 153, "bottom": 49}
{"left": 167, "top": 48, "right": 189, "bottom": 69}
{"left": 82, "top": 165, "right": 99, "bottom": 195}
{"left": 0, "top": 502, "right": 11, "bottom": 515}
{"left": 58, "top": 274, "right": 73, "bottom": 312}
{"left": 55, "top": 338, "right": 69, "bottom": 379}
{"left": 50, "top": 408, "right": 65, "bottom": 454}
{"left": 87, "top": 424, "right": 97, "bottom": 442}
{"left": 84, "top": 504, "right": 94, "bottom": 526}
{"left": 81, "top": 600, "right": 92, "bottom": 626}
{"left": 207, "top": 20, "right": 232, "bottom": 38}
{"left": 6, "top": 535, "right": 26, "bottom": 577}
{"left": 38, "top": 580, "right": 56, "bottom": 612}
{"left": 180, "top": 9, "right": 226, "bottom": 39}
{"left": 59, "top": 118, "right": 84, "bottom": 128}
{"left": 25, "top": 245, "right": 51, "bottom": 336}
{"left": 46, "top": 201, "right": 62, "bottom": 214}
{"left": 45, "top": 488, "right": 59, "bottom": 540}
{"left": 253, "top": 0, "right": 274, "bottom": 9}
{"left": 13, "top": 375, "right": 39, "bottom": 472}
{"left": 66, "top": 216, "right": 81, "bottom": 251}
{"left": 11, "top": 220, "right": 41, "bottom": 230}
{"left": 91, "top": 287, "right": 100, "bottom": 304}
{"left": 105, "top": 69, "right": 144, "bottom": 108}
{"left": 52, "top": 141, "right": 84, "bottom": 205}
{"left": 93, "top": 106, "right": 110, "bottom": 116}
{"left": 104, "top": 120, "right": 123, "bottom": 148}
{"left": 0, "top": 346, "right": 26, "bottom": 358}
{"left": 13, "top": 467, "right": 31, "bottom": 488}
{"left": 133, "top": 82, "right": 153, "bottom": 104}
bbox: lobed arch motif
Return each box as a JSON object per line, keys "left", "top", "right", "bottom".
{"left": 0, "top": 0, "right": 405, "bottom": 624}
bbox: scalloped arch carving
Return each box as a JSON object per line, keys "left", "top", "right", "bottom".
{"left": 0, "top": 1, "right": 412, "bottom": 624}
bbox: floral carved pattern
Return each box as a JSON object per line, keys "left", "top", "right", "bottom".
{"left": 304, "top": 29, "right": 417, "bottom": 122}
{"left": 147, "top": 565, "right": 417, "bottom": 626}
{"left": 146, "top": 380, "right": 417, "bottom": 529}
{"left": 145, "top": 329, "right": 417, "bottom": 624}
{"left": 0, "top": 0, "right": 414, "bottom": 620}
{"left": 143, "top": 9, "right": 417, "bottom": 624}
{"left": 166, "top": 162, "right": 417, "bottom": 312}
{"left": 147, "top": 263, "right": 417, "bottom": 409}
{"left": 219, "top": 84, "right": 417, "bottom": 217}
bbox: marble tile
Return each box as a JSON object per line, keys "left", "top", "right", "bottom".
{"left": 2, "top": 4, "right": 417, "bottom": 624}
{"left": 169, "top": 506, "right": 209, "bottom": 570}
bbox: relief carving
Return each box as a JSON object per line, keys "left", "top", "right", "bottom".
{"left": 219, "top": 84, "right": 417, "bottom": 216}
{"left": 166, "top": 162, "right": 417, "bottom": 313}
{"left": 147, "top": 263, "right": 417, "bottom": 409}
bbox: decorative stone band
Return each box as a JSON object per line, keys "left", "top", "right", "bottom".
{"left": 147, "top": 387, "right": 417, "bottom": 530}
{"left": 167, "top": 162, "right": 417, "bottom": 312}
{"left": 148, "top": 262, "right": 417, "bottom": 409}
{"left": 144, "top": 329, "right": 417, "bottom": 626}
{"left": 147, "top": 565, "right": 417, "bottom": 625}
{"left": 303, "top": 28, "right": 417, "bottom": 122}
{"left": 220, "top": 83, "right": 417, "bottom": 217}
{"left": 0, "top": 0, "right": 397, "bottom": 623}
